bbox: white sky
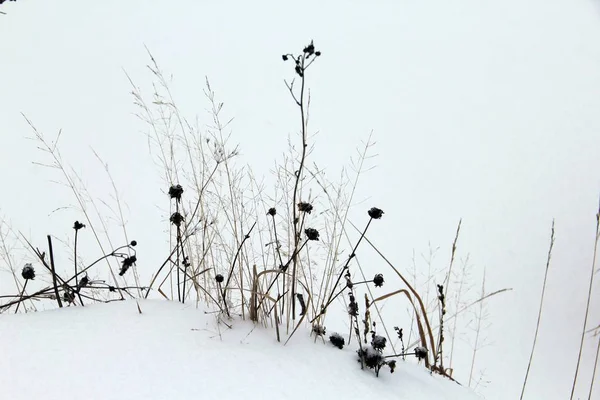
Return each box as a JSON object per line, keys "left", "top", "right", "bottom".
{"left": 1, "top": 1, "right": 600, "bottom": 399}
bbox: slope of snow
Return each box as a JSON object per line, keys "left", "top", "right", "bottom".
{"left": 0, "top": 300, "right": 480, "bottom": 400}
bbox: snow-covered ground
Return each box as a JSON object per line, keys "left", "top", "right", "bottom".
{"left": 0, "top": 300, "right": 480, "bottom": 400}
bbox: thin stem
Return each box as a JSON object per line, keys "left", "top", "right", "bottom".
{"left": 589, "top": 334, "right": 600, "bottom": 400}
{"left": 443, "top": 219, "right": 462, "bottom": 297}
{"left": 520, "top": 220, "right": 555, "bottom": 400}
{"left": 47, "top": 235, "right": 63, "bottom": 308}
{"left": 311, "top": 217, "right": 373, "bottom": 324}
{"left": 353, "top": 221, "right": 437, "bottom": 367}
{"left": 0, "top": 288, "right": 55, "bottom": 310}
{"left": 290, "top": 54, "right": 308, "bottom": 321}
{"left": 469, "top": 270, "right": 486, "bottom": 387}
{"left": 255, "top": 240, "right": 309, "bottom": 312}
{"left": 74, "top": 229, "right": 84, "bottom": 306}
{"left": 570, "top": 201, "right": 600, "bottom": 400}
{"left": 270, "top": 213, "right": 285, "bottom": 315}
{"left": 14, "top": 280, "right": 28, "bottom": 314}
{"left": 222, "top": 221, "right": 257, "bottom": 309}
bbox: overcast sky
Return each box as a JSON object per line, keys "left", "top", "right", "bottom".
{"left": 1, "top": 1, "right": 600, "bottom": 398}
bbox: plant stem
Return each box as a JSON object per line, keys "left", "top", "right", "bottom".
{"left": 74, "top": 229, "right": 84, "bottom": 306}
{"left": 589, "top": 333, "right": 600, "bottom": 400}
{"left": 311, "top": 217, "right": 373, "bottom": 323}
{"left": 14, "top": 279, "right": 28, "bottom": 314}
{"left": 520, "top": 220, "right": 554, "bottom": 400}
{"left": 47, "top": 235, "right": 63, "bottom": 308}
{"left": 290, "top": 55, "right": 308, "bottom": 321}
{"left": 570, "top": 201, "right": 600, "bottom": 400}
{"left": 221, "top": 221, "right": 257, "bottom": 316}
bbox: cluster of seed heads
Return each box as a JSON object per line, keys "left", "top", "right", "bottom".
{"left": 281, "top": 40, "right": 322, "bottom": 78}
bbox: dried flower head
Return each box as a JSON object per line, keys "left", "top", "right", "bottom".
{"left": 305, "top": 228, "right": 320, "bottom": 241}
{"left": 312, "top": 324, "right": 326, "bottom": 337}
{"left": 344, "top": 271, "right": 353, "bottom": 289}
{"left": 368, "top": 207, "right": 384, "bottom": 219}
{"left": 168, "top": 184, "right": 184, "bottom": 202}
{"left": 119, "top": 255, "right": 137, "bottom": 276}
{"left": 297, "top": 202, "right": 313, "bottom": 214}
{"left": 73, "top": 221, "right": 85, "bottom": 231}
{"left": 357, "top": 346, "right": 385, "bottom": 370}
{"left": 170, "top": 212, "right": 184, "bottom": 227}
{"left": 329, "top": 333, "right": 345, "bottom": 349}
{"left": 394, "top": 326, "right": 403, "bottom": 340}
{"left": 21, "top": 263, "right": 35, "bottom": 280}
{"left": 215, "top": 274, "right": 224, "bottom": 283}
{"left": 63, "top": 290, "right": 75, "bottom": 304}
{"left": 387, "top": 359, "right": 396, "bottom": 373}
{"left": 282, "top": 54, "right": 289, "bottom": 61}
{"left": 78, "top": 274, "right": 89, "bottom": 289}
{"left": 437, "top": 284, "right": 445, "bottom": 302}
{"left": 373, "top": 273, "right": 384, "bottom": 287}
{"left": 371, "top": 334, "right": 387, "bottom": 351}
{"left": 303, "top": 41, "right": 315, "bottom": 55}
{"left": 348, "top": 293, "right": 359, "bottom": 316}
{"left": 415, "top": 346, "right": 428, "bottom": 361}
{"left": 130, "top": 240, "right": 138, "bottom": 247}
{"left": 267, "top": 207, "right": 277, "bottom": 216}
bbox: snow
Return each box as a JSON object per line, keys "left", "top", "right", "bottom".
{"left": 0, "top": 300, "right": 480, "bottom": 400}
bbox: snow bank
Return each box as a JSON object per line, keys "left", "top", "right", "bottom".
{"left": 0, "top": 300, "right": 480, "bottom": 399}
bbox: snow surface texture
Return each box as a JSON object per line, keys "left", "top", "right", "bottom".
{"left": 0, "top": 300, "right": 480, "bottom": 400}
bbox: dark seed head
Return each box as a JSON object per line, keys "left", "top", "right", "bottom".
{"left": 329, "top": 332, "right": 345, "bottom": 349}
{"left": 267, "top": 207, "right": 277, "bottom": 216}
{"left": 368, "top": 207, "right": 384, "bottom": 219}
{"left": 304, "top": 228, "right": 320, "bottom": 241}
{"left": 394, "top": 326, "right": 403, "bottom": 340}
{"left": 303, "top": 42, "right": 315, "bottom": 55}
{"left": 297, "top": 202, "right": 313, "bottom": 214}
{"left": 373, "top": 273, "right": 384, "bottom": 287}
{"left": 21, "top": 263, "right": 35, "bottom": 280}
{"left": 312, "top": 324, "right": 326, "bottom": 336}
{"left": 78, "top": 275, "right": 89, "bottom": 289}
{"left": 119, "top": 255, "right": 137, "bottom": 276}
{"left": 130, "top": 240, "right": 138, "bottom": 247}
{"left": 415, "top": 346, "right": 428, "bottom": 360}
{"left": 168, "top": 184, "right": 184, "bottom": 202}
{"left": 63, "top": 290, "right": 75, "bottom": 304}
{"left": 170, "top": 212, "right": 184, "bottom": 227}
{"left": 315, "top": 51, "right": 322, "bottom": 56}
{"left": 215, "top": 274, "right": 224, "bottom": 283}
{"left": 387, "top": 359, "right": 396, "bottom": 373}
{"left": 371, "top": 334, "right": 387, "bottom": 351}
{"left": 357, "top": 346, "right": 385, "bottom": 370}
{"left": 73, "top": 221, "right": 86, "bottom": 231}
{"left": 347, "top": 294, "right": 359, "bottom": 316}
{"left": 282, "top": 54, "right": 288, "bottom": 61}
